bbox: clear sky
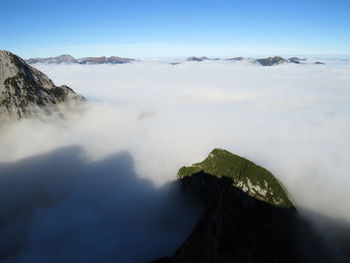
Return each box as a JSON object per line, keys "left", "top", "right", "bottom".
{"left": 1, "top": 0, "right": 350, "bottom": 58}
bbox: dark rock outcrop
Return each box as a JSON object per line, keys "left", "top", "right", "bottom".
{"left": 315, "top": 61, "right": 325, "bottom": 65}
{"left": 0, "top": 50, "right": 84, "bottom": 121}
{"left": 153, "top": 172, "right": 299, "bottom": 263}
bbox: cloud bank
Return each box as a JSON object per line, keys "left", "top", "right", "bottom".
{"left": 0, "top": 59, "right": 350, "bottom": 261}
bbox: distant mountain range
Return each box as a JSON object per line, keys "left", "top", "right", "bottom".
{"left": 25, "top": 54, "right": 326, "bottom": 66}
{"left": 185, "top": 56, "right": 316, "bottom": 66}
{"left": 26, "top": 54, "right": 136, "bottom": 65}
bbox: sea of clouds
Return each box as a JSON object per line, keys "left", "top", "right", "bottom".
{"left": 0, "top": 59, "right": 350, "bottom": 262}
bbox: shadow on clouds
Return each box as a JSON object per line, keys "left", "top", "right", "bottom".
{"left": 0, "top": 146, "right": 201, "bottom": 263}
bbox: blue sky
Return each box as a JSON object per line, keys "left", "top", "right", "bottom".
{"left": 1, "top": 0, "right": 349, "bottom": 58}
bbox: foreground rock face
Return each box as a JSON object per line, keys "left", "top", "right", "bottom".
{"left": 153, "top": 173, "right": 298, "bottom": 263}
{"left": 152, "top": 149, "right": 334, "bottom": 263}
{"left": 0, "top": 50, "right": 84, "bottom": 121}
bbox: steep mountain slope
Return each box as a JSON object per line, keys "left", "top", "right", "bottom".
{"left": 152, "top": 149, "right": 335, "bottom": 263}
{"left": 0, "top": 50, "right": 84, "bottom": 121}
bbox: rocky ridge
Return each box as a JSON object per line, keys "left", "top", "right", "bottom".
{"left": 0, "top": 50, "right": 84, "bottom": 121}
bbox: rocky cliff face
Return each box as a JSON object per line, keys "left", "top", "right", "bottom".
{"left": 153, "top": 173, "right": 299, "bottom": 263}
{"left": 152, "top": 149, "right": 335, "bottom": 263}
{"left": 0, "top": 50, "right": 84, "bottom": 121}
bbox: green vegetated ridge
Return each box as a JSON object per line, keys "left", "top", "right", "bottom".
{"left": 178, "top": 148, "right": 293, "bottom": 208}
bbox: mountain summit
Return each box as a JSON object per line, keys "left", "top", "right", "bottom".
{"left": 0, "top": 50, "right": 84, "bottom": 121}
{"left": 178, "top": 148, "right": 293, "bottom": 208}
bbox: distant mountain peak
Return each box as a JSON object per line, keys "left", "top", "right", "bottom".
{"left": 255, "top": 56, "right": 288, "bottom": 66}
{"left": 186, "top": 56, "right": 210, "bottom": 62}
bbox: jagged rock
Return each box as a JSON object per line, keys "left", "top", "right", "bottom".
{"left": 0, "top": 50, "right": 84, "bottom": 121}
{"left": 255, "top": 56, "right": 288, "bottom": 66}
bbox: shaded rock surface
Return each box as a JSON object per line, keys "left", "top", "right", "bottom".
{"left": 0, "top": 50, "right": 84, "bottom": 121}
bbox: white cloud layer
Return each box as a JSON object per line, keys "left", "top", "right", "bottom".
{"left": 0, "top": 59, "right": 350, "bottom": 261}
{"left": 2, "top": 60, "right": 350, "bottom": 220}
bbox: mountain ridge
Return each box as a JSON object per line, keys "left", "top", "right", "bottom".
{"left": 0, "top": 50, "right": 84, "bottom": 121}
{"left": 26, "top": 54, "right": 136, "bottom": 65}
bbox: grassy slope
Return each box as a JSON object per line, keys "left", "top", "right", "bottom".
{"left": 178, "top": 149, "right": 293, "bottom": 208}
